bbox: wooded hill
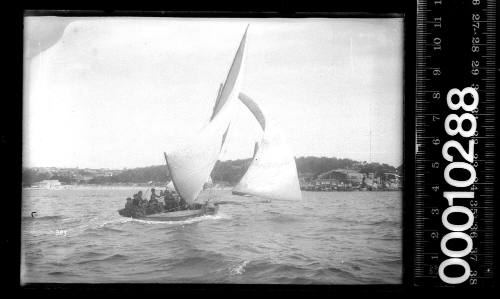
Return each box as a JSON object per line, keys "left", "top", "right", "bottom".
{"left": 22, "top": 156, "right": 402, "bottom": 186}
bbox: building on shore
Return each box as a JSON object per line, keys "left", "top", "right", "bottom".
{"left": 300, "top": 169, "right": 364, "bottom": 191}
{"left": 382, "top": 173, "right": 402, "bottom": 190}
{"left": 299, "top": 168, "right": 402, "bottom": 191}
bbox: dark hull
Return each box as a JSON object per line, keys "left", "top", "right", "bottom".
{"left": 118, "top": 204, "right": 219, "bottom": 222}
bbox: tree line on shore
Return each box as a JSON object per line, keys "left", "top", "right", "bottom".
{"left": 22, "top": 156, "right": 402, "bottom": 186}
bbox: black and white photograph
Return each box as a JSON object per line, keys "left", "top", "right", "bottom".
{"left": 22, "top": 16, "right": 404, "bottom": 284}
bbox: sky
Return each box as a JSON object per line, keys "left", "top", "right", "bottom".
{"left": 24, "top": 17, "right": 403, "bottom": 169}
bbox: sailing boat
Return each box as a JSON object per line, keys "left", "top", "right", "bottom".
{"left": 119, "top": 26, "right": 248, "bottom": 221}
{"left": 231, "top": 93, "right": 302, "bottom": 201}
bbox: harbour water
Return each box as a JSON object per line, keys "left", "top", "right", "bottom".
{"left": 21, "top": 187, "right": 402, "bottom": 284}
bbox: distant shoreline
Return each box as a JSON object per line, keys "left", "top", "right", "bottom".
{"left": 22, "top": 184, "right": 400, "bottom": 192}
{"left": 22, "top": 184, "right": 234, "bottom": 191}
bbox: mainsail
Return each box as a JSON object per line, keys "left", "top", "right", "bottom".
{"left": 211, "top": 83, "right": 224, "bottom": 121}
{"left": 233, "top": 93, "right": 302, "bottom": 201}
{"left": 165, "top": 27, "right": 248, "bottom": 204}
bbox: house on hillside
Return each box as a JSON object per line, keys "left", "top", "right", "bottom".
{"left": 383, "top": 173, "right": 402, "bottom": 190}
{"left": 318, "top": 169, "right": 363, "bottom": 186}
{"left": 299, "top": 169, "right": 364, "bottom": 191}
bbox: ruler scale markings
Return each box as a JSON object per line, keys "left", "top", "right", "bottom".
{"left": 414, "top": 0, "right": 495, "bottom": 287}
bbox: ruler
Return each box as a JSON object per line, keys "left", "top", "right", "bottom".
{"left": 414, "top": 0, "right": 496, "bottom": 286}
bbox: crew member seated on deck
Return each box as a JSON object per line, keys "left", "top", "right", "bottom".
{"left": 139, "top": 191, "right": 148, "bottom": 212}
{"left": 132, "top": 193, "right": 140, "bottom": 206}
{"left": 179, "top": 197, "right": 189, "bottom": 210}
{"left": 188, "top": 202, "right": 203, "bottom": 210}
{"left": 149, "top": 188, "right": 160, "bottom": 213}
{"left": 150, "top": 188, "right": 160, "bottom": 202}
{"left": 163, "top": 190, "right": 179, "bottom": 211}
{"left": 125, "top": 197, "right": 132, "bottom": 209}
{"left": 164, "top": 189, "right": 174, "bottom": 201}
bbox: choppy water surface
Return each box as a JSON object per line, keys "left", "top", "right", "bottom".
{"left": 21, "top": 187, "right": 401, "bottom": 284}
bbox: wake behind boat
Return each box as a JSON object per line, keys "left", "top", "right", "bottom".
{"left": 137, "top": 207, "right": 219, "bottom": 222}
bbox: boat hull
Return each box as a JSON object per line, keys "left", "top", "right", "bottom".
{"left": 118, "top": 204, "right": 219, "bottom": 221}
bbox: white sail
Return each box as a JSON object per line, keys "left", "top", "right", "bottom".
{"left": 233, "top": 93, "right": 302, "bottom": 201}
{"left": 210, "top": 83, "right": 224, "bottom": 121}
{"left": 166, "top": 27, "right": 248, "bottom": 204}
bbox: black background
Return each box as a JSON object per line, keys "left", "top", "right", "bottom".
{"left": 2, "top": 0, "right": 497, "bottom": 296}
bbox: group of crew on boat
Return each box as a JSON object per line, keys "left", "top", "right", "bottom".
{"left": 119, "top": 187, "right": 204, "bottom": 218}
